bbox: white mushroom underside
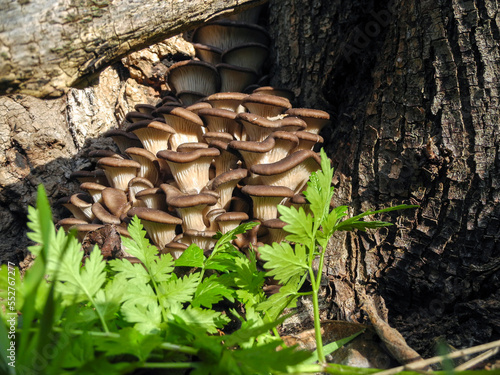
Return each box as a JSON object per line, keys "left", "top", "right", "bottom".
{"left": 205, "top": 118, "right": 239, "bottom": 134}
{"left": 170, "top": 68, "right": 218, "bottom": 95}
{"left": 137, "top": 195, "right": 166, "bottom": 210}
{"left": 87, "top": 190, "right": 103, "bottom": 204}
{"left": 132, "top": 128, "right": 173, "bottom": 156}
{"left": 102, "top": 167, "right": 138, "bottom": 191}
{"left": 217, "top": 220, "right": 241, "bottom": 234}
{"left": 169, "top": 132, "right": 202, "bottom": 151}
{"left": 215, "top": 181, "right": 239, "bottom": 210}
{"left": 63, "top": 204, "right": 89, "bottom": 222}
{"left": 142, "top": 220, "right": 178, "bottom": 250}
{"left": 251, "top": 196, "right": 290, "bottom": 221}
{"left": 243, "top": 103, "right": 286, "bottom": 119}
{"left": 129, "top": 155, "right": 159, "bottom": 185}
{"left": 176, "top": 206, "right": 209, "bottom": 232}
{"left": 213, "top": 152, "right": 239, "bottom": 176}
{"left": 167, "top": 159, "right": 213, "bottom": 194}
{"left": 186, "top": 234, "right": 217, "bottom": 250}
{"left": 241, "top": 122, "right": 276, "bottom": 142}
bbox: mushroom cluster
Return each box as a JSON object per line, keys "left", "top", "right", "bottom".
{"left": 57, "top": 7, "right": 331, "bottom": 258}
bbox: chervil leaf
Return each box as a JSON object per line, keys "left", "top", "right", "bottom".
{"left": 278, "top": 205, "right": 314, "bottom": 244}
{"left": 192, "top": 274, "right": 234, "bottom": 308}
{"left": 109, "top": 258, "right": 150, "bottom": 284}
{"left": 175, "top": 244, "right": 205, "bottom": 268}
{"left": 159, "top": 273, "right": 201, "bottom": 310}
{"left": 148, "top": 253, "right": 175, "bottom": 283}
{"left": 212, "top": 221, "right": 259, "bottom": 255}
{"left": 259, "top": 242, "right": 308, "bottom": 284}
{"left": 121, "top": 216, "right": 158, "bottom": 266}
{"left": 171, "top": 305, "right": 230, "bottom": 334}
{"left": 121, "top": 299, "right": 162, "bottom": 334}
{"left": 336, "top": 204, "right": 418, "bottom": 232}
{"left": 257, "top": 280, "right": 301, "bottom": 321}
{"left": 94, "top": 328, "right": 162, "bottom": 361}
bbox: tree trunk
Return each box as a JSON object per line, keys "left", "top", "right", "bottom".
{"left": 0, "top": 0, "right": 265, "bottom": 98}
{"left": 268, "top": 0, "right": 500, "bottom": 355}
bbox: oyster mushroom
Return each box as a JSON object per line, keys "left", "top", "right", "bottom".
{"left": 192, "top": 20, "right": 270, "bottom": 51}
{"left": 164, "top": 241, "right": 189, "bottom": 259}
{"left": 70, "top": 193, "right": 95, "bottom": 221}
{"left": 135, "top": 187, "right": 167, "bottom": 211}
{"left": 167, "top": 60, "right": 220, "bottom": 97}
{"left": 183, "top": 229, "right": 218, "bottom": 250}
{"left": 80, "top": 182, "right": 107, "bottom": 204}
{"left": 198, "top": 108, "right": 241, "bottom": 135}
{"left": 103, "top": 128, "right": 142, "bottom": 154}
{"left": 155, "top": 106, "right": 205, "bottom": 151}
{"left": 261, "top": 218, "right": 288, "bottom": 245}
{"left": 127, "top": 119, "right": 176, "bottom": 156}
{"left": 241, "top": 93, "right": 292, "bottom": 119}
{"left": 157, "top": 148, "right": 220, "bottom": 194}
{"left": 250, "top": 150, "right": 322, "bottom": 193}
{"left": 215, "top": 211, "right": 249, "bottom": 234}
{"left": 221, "top": 43, "right": 269, "bottom": 73}
{"left": 166, "top": 192, "right": 218, "bottom": 232}
{"left": 202, "top": 92, "right": 248, "bottom": 112}
{"left": 101, "top": 187, "right": 130, "bottom": 218}
{"left": 128, "top": 177, "right": 155, "bottom": 206}
{"left": 207, "top": 139, "right": 241, "bottom": 176}
{"left": 192, "top": 43, "right": 223, "bottom": 65}
{"left": 125, "top": 111, "right": 154, "bottom": 123}
{"left": 285, "top": 108, "right": 331, "bottom": 135}
{"left": 207, "top": 168, "right": 248, "bottom": 210}
{"left": 252, "top": 86, "right": 295, "bottom": 102}
{"left": 97, "top": 157, "right": 141, "bottom": 191}
{"left": 216, "top": 63, "right": 258, "bottom": 93}
{"left": 70, "top": 170, "right": 108, "bottom": 186}
{"left": 92, "top": 202, "right": 121, "bottom": 225}
{"left": 125, "top": 147, "right": 160, "bottom": 185}
{"left": 241, "top": 185, "right": 294, "bottom": 221}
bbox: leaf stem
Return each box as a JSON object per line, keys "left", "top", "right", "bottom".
{"left": 141, "top": 362, "right": 199, "bottom": 369}
{"left": 308, "top": 266, "right": 325, "bottom": 363}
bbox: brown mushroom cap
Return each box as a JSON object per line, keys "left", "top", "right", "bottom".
{"left": 70, "top": 193, "right": 95, "bottom": 221}
{"left": 202, "top": 92, "right": 248, "bottom": 112}
{"left": 252, "top": 86, "right": 295, "bottom": 102}
{"left": 183, "top": 229, "right": 218, "bottom": 250}
{"left": 127, "top": 206, "right": 182, "bottom": 225}
{"left": 56, "top": 217, "right": 89, "bottom": 232}
{"left": 284, "top": 108, "right": 331, "bottom": 135}
{"left": 97, "top": 157, "right": 141, "bottom": 191}
{"left": 293, "top": 131, "right": 324, "bottom": 151}
{"left": 167, "top": 193, "right": 218, "bottom": 232}
{"left": 262, "top": 218, "right": 288, "bottom": 245}
{"left": 167, "top": 60, "right": 220, "bottom": 96}
{"left": 125, "top": 111, "right": 154, "bottom": 123}
{"left": 88, "top": 150, "right": 125, "bottom": 161}
{"left": 250, "top": 150, "right": 322, "bottom": 193}
{"left": 221, "top": 43, "right": 269, "bottom": 73}
{"left": 241, "top": 93, "right": 292, "bottom": 119}
{"left": 207, "top": 168, "right": 248, "bottom": 210}
{"left": 135, "top": 103, "right": 157, "bottom": 115}
{"left": 102, "top": 187, "right": 129, "bottom": 217}
{"left": 185, "top": 101, "right": 212, "bottom": 114}
{"left": 216, "top": 63, "right": 259, "bottom": 93}
{"left": 164, "top": 241, "right": 189, "bottom": 258}
{"left": 92, "top": 202, "right": 121, "bottom": 225}
{"left": 177, "top": 91, "right": 206, "bottom": 106}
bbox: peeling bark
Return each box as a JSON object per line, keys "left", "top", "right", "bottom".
{"left": 0, "top": 0, "right": 266, "bottom": 97}
{"left": 269, "top": 0, "right": 500, "bottom": 355}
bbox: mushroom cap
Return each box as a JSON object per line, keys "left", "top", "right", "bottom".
{"left": 250, "top": 150, "right": 322, "bottom": 176}
{"left": 192, "top": 20, "right": 270, "bottom": 51}
{"left": 70, "top": 193, "right": 93, "bottom": 208}
{"left": 293, "top": 131, "right": 324, "bottom": 150}
{"left": 176, "top": 142, "right": 209, "bottom": 152}
{"left": 202, "top": 132, "right": 235, "bottom": 144}
{"left": 80, "top": 182, "right": 107, "bottom": 203}
{"left": 157, "top": 147, "right": 220, "bottom": 164}
{"left": 221, "top": 43, "right": 269, "bottom": 72}
{"left": 192, "top": 42, "right": 223, "bottom": 65}
{"left": 209, "top": 168, "right": 248, "bottom": 190}
{"left": 103, "top": 128, "right": 142, "bottom": 153}
{"left": 241, "top": 185, "right": 295, "bottom": 198}
{"left": 126, "top": 120, "right": 176, "bottom": 156}
{"left": 215, "top": 211, "right": 249, "bottom": 222}
{"left": 185, "top": 101, "right": 212, "bottom": 113}
{"left": 127, "top": 207, "right": 182, "bottom": 225}
{"left": 252, "top": 86, "right": 295, "bottom": 102}
{"left": 198, "top": 107, "right": 241, "bottom": 135}
{"left": 97, "top": 157, "right": 141, "bottom": 170}
{"left": 124, "top": 147, "right": 157, "bottom": 162}
{"left": 125, "top": 111, "right": 154, "bottom": 123}
{"left": 216, "top": 63, "right": 258, "bottom": 93}
{"left": 262, "top": 218, "right": 287, "bottom": 229}
{"left": 241, "top": 93, "right": 292, "bottom": 119}
{"left": 166, "top": 60, "right": 220, "bottom": 96}
{"left": 134, "top": 103, "right": 157, "bottom": 115}
{"left": 88, "top": 149, "right": 125, "bottom": 160}
{"left": 70, "top": 169, "right": 109, "bottom": 186}
{"left": 202, "top": 92, "right": 248, "bottom": 112}
{"left": 155, "top": 106, "right": 205, "bottom": 150}
{"left": 167, "top": 193, "right": 218, "bottom": 208}
{"left": 135, "top": 187, "right": 167, "bottom": 210}
{"left": 92, "top": 202, "right": 121, "bottom": 225}
{"left": 56, "top": 217, "right": 88, "bottom": 231}
{"left": 236, "top": 112, "right": 285, "bottom": 142}
{"left": 97, "top": 157, "right": 141, "bottom": 191}
{"left": 101, "top": 187, "right": 129, "bottom": 217}
{"left": 284, "top": 108, "right": 331, "bottom": 134}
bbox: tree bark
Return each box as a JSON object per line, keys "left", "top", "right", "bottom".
{"left": 268, "top": 0, "right": 500, "bottom": 355}
{"left": 0, "top": 0, "right": 265, "bottom": 98}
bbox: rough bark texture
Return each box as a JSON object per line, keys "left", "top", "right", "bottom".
{"left": 268, "top": 0, "right": 500, "bottom": 356}
{"left": 0, "top": 0, "right": 265, "bottom": 97}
